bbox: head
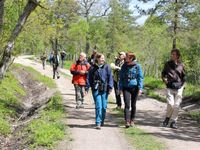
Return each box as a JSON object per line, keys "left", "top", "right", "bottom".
{"left": 96, "top": 53, "right": 105, "bottom": 65}
{"left": 118, "top": 51, "right": 126, "bottom": 60}
{"left": 79, "top": 52, "right": 87, "bottom": 61}
{"left": 171, "top": 49, "right": 181, "bottom": 61}
{"left": 125, "top": 52, "right": 136, "bottom": 63}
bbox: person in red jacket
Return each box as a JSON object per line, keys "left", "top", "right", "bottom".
{"left": 70, "top": 52, "right": 90, "bottom": 109}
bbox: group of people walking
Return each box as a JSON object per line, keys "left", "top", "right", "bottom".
{"left": 70, "top": 48, "right": 185, "bottom": 130}
{"left": 42, "top": 48, "right": 185, "bottom": 130}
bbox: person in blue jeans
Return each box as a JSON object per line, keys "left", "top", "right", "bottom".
{"left": 85, "top": 53, "right": 113, "bottom": 130}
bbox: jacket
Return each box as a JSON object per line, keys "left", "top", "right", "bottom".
{"left": 70, "top": 60, "right": 90, "bottom": 86}
{"left": 119, "top": 61, "right": 143, "bottom": 91}
{"left": 86, "top": 63, "right": 113, "bottom": 92}
{"left": 162, "top": 60, "right": 185, "bottom": 89}
{"left": 110, "top": 59, "right": 124, "bottom": 82}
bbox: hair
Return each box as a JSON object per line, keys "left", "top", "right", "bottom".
{"left": 80, "top": 52, "right": 86, "bottom": 58}
{"left": 95, "top": 53, "right": 104, "bottom": 63}
{"left": 126, "top": 52, "right": 136, "bottom": 61}
{"left": 171, "top": 48, "right": 181, "bottom": 59}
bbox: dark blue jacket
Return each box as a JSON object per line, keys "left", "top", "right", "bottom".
{"left": 119, "top": 61, "right": 143, "bottom": 91}
{"left": 86, "top": 63, "right": 113, "bottom": 92}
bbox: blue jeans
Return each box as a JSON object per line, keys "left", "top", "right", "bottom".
{"left": 92, "top": 90, "right": 108, "bottom": 125}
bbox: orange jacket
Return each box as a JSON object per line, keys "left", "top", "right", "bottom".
{"left": 70, "top": 60, "right": 90, "bottom": 85}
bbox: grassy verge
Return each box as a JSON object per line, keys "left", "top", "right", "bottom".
{"left": 188, "top": 111, "right": 200, "bottom": 123}
{"left": 144, "top": 77, "right": 166, "bottom": 102}
{"left": 14, "top": 63, "right": 56, "bottom": 88}
{"left": 26, "top": 93, "right": 67, "bottom": 149}
{"left": 110, "top": 106, "right": 165, "bottom": 150}
{"left": 0, "top": 71, "right": 26, "bottom": 135}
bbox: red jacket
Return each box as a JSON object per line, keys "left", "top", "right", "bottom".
{"left": 70, "top": 60, "right": 90, "bottom": 85}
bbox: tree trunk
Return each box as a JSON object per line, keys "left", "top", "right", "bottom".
{"left": 0, "top": 0, "right": 38, "bottom": 80}
{"left": 172, "top": 0, "right": 178, "bottom": 49}
{"left": 0, "top": 0, "right": 5, "bottom": 33}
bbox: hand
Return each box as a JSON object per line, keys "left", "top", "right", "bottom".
{"left": 108, "top": 89, "right": 112, "bottom": 94}
{"left": 138, "top": 90, "right": 142, "bottom": 96}
{"left": 163, "top": 78, "right": 168, "bottom": 84}
{"left": 84, "top": 91, "right": 88, "bottom": 96}
{"left": 79, "top": 70, "right": 86, "bottom": 75}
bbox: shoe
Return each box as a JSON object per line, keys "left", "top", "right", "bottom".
{"left": 125, "top": 121, "right": 130, "bottom": 128}
{"left": 162, "top": 117, "right": 170, "bottom": 127}
{"left": 76, "top": 105, "right": 80, "bottom": 109}
{"left": 57, "top": 76, "right": 60, "bottom": 79}
{"left": 101, "top": 122, "right": 104, "bottom": 126}
{"left": 130, "top": 120, "right": 135, "bottom": 127}
{"left": 96, "top": 125, "right": 101, "bottom": 130}
{"left": 79, "top": 104, "right": 84, "bottom": 108}
{"left": 170, "top": 121, "right": 178, "bottom": 129}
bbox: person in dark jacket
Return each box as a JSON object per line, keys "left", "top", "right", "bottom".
{"left": 51, "top": 51, "right": 60, "bottom": 79}
{"left": 110, "top": 51, "right": 126, "bottom": 109}
{"left": 70, "top": 52, "right": 90, "bottom": 109}
{"left": 85, "top": 53, "right": 113, "bottom": 130}
{"left": 119, "top": 52, "right": 143, "bottom": 128}
{"left": 162, "top": 49, "right": 185, "bottom": 129}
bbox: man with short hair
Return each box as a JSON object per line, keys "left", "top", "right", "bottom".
{"left": 162, "top": 49, "right": 186, "bottom": 129}
{"left": 70, "top": 52, "right": 90, "bottom": 109}
{"left": 111, "top": 52, "right": 126, "bottom": 109}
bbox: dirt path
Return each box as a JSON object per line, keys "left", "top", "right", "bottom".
{"left": 14, "top": 56, "right": 200, "bottom": 150}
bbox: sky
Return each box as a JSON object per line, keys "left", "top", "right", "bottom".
{"left": 130, "top": 0, "right": 159, "bottom": 25}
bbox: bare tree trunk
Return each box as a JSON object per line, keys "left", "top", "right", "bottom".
{"left": 172, "top": 0, "right": 178, "bottom": 49}
{"left": 0, "top": 0, "right": 38, "bottom": 80}
{"left": 0, "top": 0, "right": 5, "bottom": 33}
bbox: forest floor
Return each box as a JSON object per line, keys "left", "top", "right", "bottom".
{"left": 14, "top": 56, "right": 200, "bottom": 150}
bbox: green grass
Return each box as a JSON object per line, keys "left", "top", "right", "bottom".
{"left": 14, "top": 63, "right": 56, "bottom": 88}
{"left": 144, "top": 76, "right": 166, "bottom": 102}
{"left": 63, "top": 60, "right": 73, "bottom": 70}
{"left": 110, "top": 108, "right": 165, "bottom": 150}
{"left": 188, "top": 111, "right": 200, "bottom": 122}
{"left": 0, "top": 71, "right": 26, "bottom": 135}
{"left": 125, "top": 127, "right": 165, "bottom": 150}
{"left": 26, "top": 93, "right": 66, "bottom": 149}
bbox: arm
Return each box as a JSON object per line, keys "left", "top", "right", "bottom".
{"left": 137, "top": 64, "right": 144, "bottom": 92}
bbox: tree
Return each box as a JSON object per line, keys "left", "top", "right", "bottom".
{"left": 0, "top": 0, "right": 40, "bottom": 80}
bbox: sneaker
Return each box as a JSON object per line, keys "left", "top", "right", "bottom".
{"left": 130, "top": 120, "right": 135, "bottom": 127}
{"left": 101, "top": 122, "right": 104, "bottom": 127}
{"left": 79, "top": 104, "right": 84, "bottom": 108}
{"left": 57, "top": 76, "right": 60, "bottom": 79}
{"left": 96, "top": 125, "right": 101, "bottom": 130}
{"left": 162, "top": 117, "right": 170, "bottom": 127}
{"left": 125, "top": 121, "right": 130, "bottom": 128}
{"left": 170, "top": 121, "right": 178, "bottom": 129}
{"left": 76, "top": 105, "right": 80, "bottom": 109}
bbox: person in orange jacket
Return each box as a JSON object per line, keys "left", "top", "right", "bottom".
{"left": 70, "top": 52, "right": 90, "bottom": 109}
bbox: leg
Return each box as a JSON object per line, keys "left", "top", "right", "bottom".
{"left": 92, "top": 90, "right": 102, "bottom": 126}
{"left": 163, "top": 88, "right": 175, "bottom": 126}
{"left": 101, "top": 92, "right": 108, "bottom": 125}
{"left": 130, "top": 87, "right": 139, "bottom": 122}
{"left": 123, "top": 89, "right": 131, "bottom": 127}
{"left": 74, "top": 85, "right": 82, "bottom": 108}
{"left": 171, "top": 86, "right": 184, "bottom": 122}
{"left": 114, "top": 81, "right": 122, "bottom": 108}
{"left": 53, "top": 66, "right": 56, "bottom": 79}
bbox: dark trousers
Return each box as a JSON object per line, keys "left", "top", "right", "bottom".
{"left": 53, "top": 65, "right": 59, "bottom": 79}
{"left": 114, "top": 80, "right": 122, "bottom": 107}
{"left": 123, "top": 87, "right": 139, "bottom": 122}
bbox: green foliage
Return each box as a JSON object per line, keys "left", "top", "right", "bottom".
{"left": 0, "top": 118, "right": 11, "bottom": 135}
{"left": 0, "top": 71, "right": 25, "bottom": 135}
{"left": 27, "top": 94, "right": 66, "bottom": 148}
{"left": 124, "top": 127, "right": 165, "bottom": 150}
{"left": 144, "top": 76, "right": 165, "bottom": 89}
{"left": 188, "top": 111, "right": 200, "bottom": 122}
{"left": 14, "top": 64, "right": 56, "bottom": 88}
